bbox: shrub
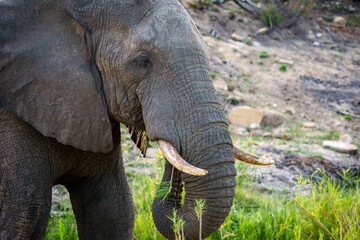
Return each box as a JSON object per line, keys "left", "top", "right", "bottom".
{"left": 245, "top": 37, "right": 253, "bottom": 45}
{"left": 259, "top": 50, "right": 270, "bottom": 58}
{"left": 280, "top": 64, "right": 287, "bottom": 71}
{"left": 261, "top": 4, "right": 282, "bottom": 27}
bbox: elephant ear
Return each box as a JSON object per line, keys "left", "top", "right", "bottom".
{"left": 126, "top": 125, "right": 149, "bottom": 157}
{"left": 0, "top": 2, "right": 113, "bottom": 153}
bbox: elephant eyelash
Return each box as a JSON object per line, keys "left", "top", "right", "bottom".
{"left": 137, "top": 52, "right": 152, "bottom": 69}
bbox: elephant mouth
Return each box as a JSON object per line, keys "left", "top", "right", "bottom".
{"left": 126, "top": 125, "right": 274, "bottom": 177}
{"left": 157, "top": 139, "right": 274, "bottom": 177}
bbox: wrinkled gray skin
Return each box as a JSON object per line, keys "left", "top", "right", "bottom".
{"left": 0, "top": 0, "right": 236, "bottom": 239}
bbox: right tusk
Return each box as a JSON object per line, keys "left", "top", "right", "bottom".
{"left": 234, "top": 145, "right": 274, "bottom": 165}
{"left": 157, "top": 140, "right": 208, "bottom": 176}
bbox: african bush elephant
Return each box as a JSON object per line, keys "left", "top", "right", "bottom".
{"left": 0, "top": 0, "right": 272, "bottom": 239}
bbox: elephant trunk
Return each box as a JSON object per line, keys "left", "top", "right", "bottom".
{"left": 152, "top": 138, "right": 236, "bottom": 240}
{"left": 142, "top": 65, "right": 236, "bottom": 239}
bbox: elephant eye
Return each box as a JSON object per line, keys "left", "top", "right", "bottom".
{"left": 137, "top": 52, "right": 151, "bottom": 70}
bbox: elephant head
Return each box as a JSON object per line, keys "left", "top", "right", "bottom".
{"left": 0, "top": 0, "right": 272, "bottom": 239}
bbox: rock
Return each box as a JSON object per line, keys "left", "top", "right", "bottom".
{"left": 302, "top": 121, "right": 316, "bottom": 128}
{"left": 227, "top": 106, "right": 263, "bottom": 127}
{"left": 213, "top": 0, "right": 224, "bottom": 4}
{"left": 276, "top": 59, "right": 294, "bottom": 66}
{"left": 316, "top": 33, "right": 323, "bottom": 38}
{"left": 251, "top": 129, "right": 263, "bottom": 136}
{"left": 257, "top": 27, "right": 268, "bottom": 35}
{"left": 307, "top": 31, "right": 316, "bottom": 40}
{"left": 231, "top": 33, "right": 243, "bottom": 42}
{"left": 227, "top": 95, "right": 244, "bottom": 106}
{"left": 252, "top": 41, "right": 261, "bottom": 47}
{"left": 272, "top": 133, "right": 293, "bottom": 140}
{"left": 333, "top": 16, "right": 346, "bottom": 28}
{"left": 262, "top": 132, "right": 272, "bottom": 138}
{"left": 322, "top": 140, "right": 357, "bottom": 155}
{"left": 339, "top": 134, "right": 352, "bottom": 144}
{"left": 234, "top": 126, "right": 248, "bottom": 137}
{"left": 260, "top": 110, "right": 288, "bottom": 128}
{"left": 210, "top": 28, "right": 217, "bottom": 37}
{"left": 285, "top": 107, "right": 296, "bottom": 115}
{"left": 249, "top": 123, "right": 261, "bottom": 130}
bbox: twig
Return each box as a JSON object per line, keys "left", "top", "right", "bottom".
{"left": 181, "top": 225, "right": 184, "bottom": 240}
{"left": 154, "top": 224, "right": 157, "bottom": 240}
{"left": 288, "top": 194, "right": 337, "bottom": 240}
{"left": 243, "top": 0, "right": 260, "bottom": 9}
{"left": 232, "top": 0, "right": 256, "bottom": 16}
{"left": 336, "top": 110, "right": 360, "bottom": 119}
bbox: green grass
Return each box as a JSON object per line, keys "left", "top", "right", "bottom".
{"left": 344, "top": 115, "right": 353, "bottom": 121}
{"left": 279, "top": 64, "right": 287, "bottom": 71}
{"left": 210, "top": 71, "right": 217, "bottom": 79}
{"left": 245, "top": 37, "right": 253, "bottom": 45}
{"left": 46, "top": 134, "right": 360, "bottom": 240}
{"left": 46, "top": 186, "right": 78, "bottom": 240}
{"left": 259, "top": 51, "right": 270, "bottom": 59}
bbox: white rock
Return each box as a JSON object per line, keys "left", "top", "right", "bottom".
{"left": 257, "top": 27, "right": 268, "bottom": 35}
{"left": 228, "top": 106, "right": 263, "bottom": 127}
{"left": 276, "top": 58, "right": 294, "bottom": 66}
{"left": 234, "top": 41, "right": 245, "bottom": 47}
{"left": 302, "top": 121, "right": 316, "bottom": 128}
{"left": 316, "top": 33, "right": 323, "bottom": 38}
{"left": 253, "top": 41, "right": 261, "bottom": 47}
{"left": 249, "top": 123, "right": 261, "bottom": 130}
{"left": 307, "top": 31, "right": 315, "bottom": 40}
{"left": 339, "top": 134, "right": 353, "bottom": 144}
{"left": 231, "top": 33, "right": 243, "bottom": 42}
{"left": 333, "top": 16, "right": 346, "bottom": 28}
{"left": 322, "top": 140, "right": 357, "bottom": 155}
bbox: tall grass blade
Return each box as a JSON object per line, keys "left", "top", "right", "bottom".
{"left": 288, "top": 194, "right": 337, "bottom": 240}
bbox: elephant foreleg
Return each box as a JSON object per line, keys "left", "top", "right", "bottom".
{"left": 66, "top": 150, "right": 134, "bottom": 240}
{"left": 0, "top": 109, "right": 53, "bottom": 239}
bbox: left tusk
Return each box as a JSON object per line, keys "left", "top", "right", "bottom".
{"left": 157, "top": 140, "right": 208, "bottom": 176}
{"left": 233, "top": 145, "right": 274, "bottom": 166}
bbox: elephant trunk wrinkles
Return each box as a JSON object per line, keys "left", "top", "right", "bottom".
{"left": 150, "top": 69, "right": 237, "bottom": 239}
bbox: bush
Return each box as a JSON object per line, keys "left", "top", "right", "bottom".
{"left": 279, "top": 64, "right": 287, "bottom": 71}
{"left": 261, "top": 4, "right": 282, "bottom": 27}
{"left": 259, "top": 50, "right": 270, "bottom": 58}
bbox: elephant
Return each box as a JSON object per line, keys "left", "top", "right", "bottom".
{"left": 0, "top": 0, "right": 273, "bottom": 239}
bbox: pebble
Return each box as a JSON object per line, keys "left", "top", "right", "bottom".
{"left": 333, "top": 16, "right": 346, "bottom": 28}
{"left": 230, "top": 33, "right": 243, "bottom": 42}
{"left": 302, "top": 121, "right": 316, "bottom": 128}
{"left": 257, "top": 27, "right": 268, "bottom": 35}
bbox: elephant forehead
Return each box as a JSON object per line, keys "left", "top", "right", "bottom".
{"left": 132, "top": 3, "right": 206, "bottom": 54}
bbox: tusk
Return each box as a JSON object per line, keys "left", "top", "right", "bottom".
{"left": 234, "top": 145, "right": 274, "bottom": 165}
{"left": 157, "top": 140, "right": 208, "bottom": 176}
